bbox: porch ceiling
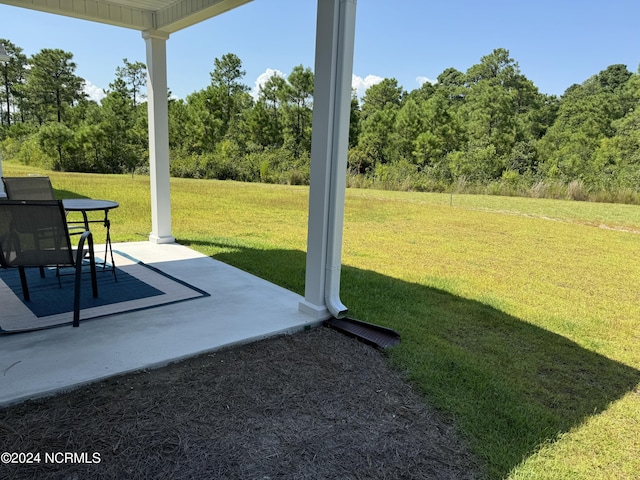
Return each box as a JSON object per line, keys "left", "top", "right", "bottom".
{"left": 0, "top": 0, "right": 253, "bottom": 33}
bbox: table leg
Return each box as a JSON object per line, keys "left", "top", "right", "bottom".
{"left": 103, "top": 210, "right": 118, "bottom": 282}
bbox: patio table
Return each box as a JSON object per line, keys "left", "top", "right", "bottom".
{"left": 62, "top": 199, "right": 119, "bottom": 280}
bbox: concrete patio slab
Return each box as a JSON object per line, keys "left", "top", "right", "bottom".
{"left": 0, "top": 242, "right": 320, "bottom": 407}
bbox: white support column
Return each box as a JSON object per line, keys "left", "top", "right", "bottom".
{"left": 299, "top": 0, "right": 357, "bottom": 319}
{"left": 143, "top": 30, "right": 175, "bottom": 244}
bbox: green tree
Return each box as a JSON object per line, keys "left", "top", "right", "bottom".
{"left": 349, "top": 92, "right": 361, "bottom": 148}
{"left": 99, "top": 77, "right": 138, "bottom": 172}
{"left": 461, "top": 81, "right": 517, "bottom": 160}
{"left": 414, "top": 90, "right": 465, "bottom": 176}
{"left": 596, "top": 64, "right": 632, "bottom": 93}
{"left": 392, "top": 97, "right": 424, "bottom": 162}
{"left": 0, "top": 39, "right": 28, "bottom": 126}
{"left": 38, "top": 121, "right": 75, "bottom": 169}
{"left": 183, "top": 87, "right": 222, "bottom": 153}
{"left": 591, "top": 68, "right": 640, "bottom": 188}
{"left": 466, "top": 48, "right": 520, "bottom": 87}
{"left": 360, "top": 78, "right": 404, "bottom": 117}
{"left": 249, "top": 73, "right": 287, "bottom": 148}
{"left": 168, "top": 97, "right": 189, "bottom": 151}
{"left": 455, "top": 49, "right": 546, "bottom": 180}
{"left": 182, "top": 53, "right": 251, "bottom": 155}
{"left": 26, "top": 49, "right": 85, "bottom": 123}
{"left": 74, "top": 102, "right": 106, "bottom": 169}
{"left": 284, "top": 65, "right": 313, "bottom": 156}
{"left": 209, "top": 53, "right": 251, "bottom": 135}
{"left": 436, "top": 67, "right": 466, "bottom": 103}
{"left": 115, "top": 58, "right": 147, "bottom": 107}
{"left": 358, "top": 78, "right": 404, "bottom": 169}
{"left": 405, "top": 80, "right": 436, "bottom": 104}
{"left": 537, "top": 66, "right": 631, "bottom": 182}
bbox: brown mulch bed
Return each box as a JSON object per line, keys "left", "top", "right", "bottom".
{"left": 0, "top": 327, "right": 483, "bottom": 479}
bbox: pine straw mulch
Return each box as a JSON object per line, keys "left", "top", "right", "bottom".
{"left": 0, "top": 326, "right": 484, "bottom": 479}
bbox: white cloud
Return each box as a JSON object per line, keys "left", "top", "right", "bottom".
{"left": 84, "top": 80, "right": 106, "bottom": 103}
{"left": 251, "top": 68, "right": 285, "bottom": 100}
{"left": 249, "top": 71, "right": 402, "bottom": 102}
{"left": 416, "top": 76, "right": 436, "bottom": 87}
{"left": 351, "top": 74, "right": 383, "bottom": 98}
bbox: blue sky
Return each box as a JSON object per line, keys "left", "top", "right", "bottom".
{"left": 1, "top": 0, "right": 639, "bottom": 102}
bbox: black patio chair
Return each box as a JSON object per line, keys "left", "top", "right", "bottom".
{"left": 2, "top": 176, "right": 56, "bottom": 200}
{"left": 3, "top": 176, "right": 57, "bottom": 278}
{"left": 0, "top": 200, "right": 98, "bottom": 327}
{"left": 2, "top": 176, "right": 85, "bottom": 277}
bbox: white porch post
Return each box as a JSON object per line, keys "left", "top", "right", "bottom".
{"left": 143, "top": 30, "right": 175, "bottom": 244}
{"left": 299, "top": 0, "right": 357, "bottom": 319}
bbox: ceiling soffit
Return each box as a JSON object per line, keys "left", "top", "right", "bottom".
{"left": 0, "top": 0, "right": 253, "bottom": 33}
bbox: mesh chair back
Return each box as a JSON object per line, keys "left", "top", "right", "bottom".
{"left": 2, "top": 176, "right": 56, "bottom": 200}
{"left": 0, "top": 200, "right": 74, "bottom": 268}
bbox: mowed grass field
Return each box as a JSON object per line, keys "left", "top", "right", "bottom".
{"left": 5, "top": 163, "right": 640, "bottom": 479}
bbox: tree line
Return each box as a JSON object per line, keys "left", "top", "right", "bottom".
{"left": 1, "top": 41, "right": 639, "bottom": 203}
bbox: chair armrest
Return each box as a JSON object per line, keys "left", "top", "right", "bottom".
{"left": 75, "top": 229, "right": 93, "bottom": 266}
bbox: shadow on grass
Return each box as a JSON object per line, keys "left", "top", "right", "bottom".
{"left": 181, "top": 237, "right": 640, "bottom": 479}
{"left": 53, "top": 189, "right": 91, "bottom": 200}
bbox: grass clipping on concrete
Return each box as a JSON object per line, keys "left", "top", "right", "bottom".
{"left": 0, "top": 327, "right": 483, "bottom": 479}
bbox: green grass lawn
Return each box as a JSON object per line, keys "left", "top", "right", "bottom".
{"left": 4, "top": 162, "right": 640, "bottom": 479}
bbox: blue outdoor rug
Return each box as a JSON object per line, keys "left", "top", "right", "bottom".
{"left": 0, "top": 251, "right": 209, "bottom": 333}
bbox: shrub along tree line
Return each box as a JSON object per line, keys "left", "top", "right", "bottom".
{"left": 1, "top": 42, "right": 639, "bottom": 202}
